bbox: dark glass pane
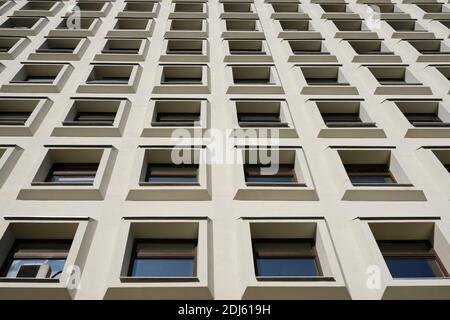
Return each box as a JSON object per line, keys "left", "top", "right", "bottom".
{"left": 345, "top": 164, "right": 391, "bottom": 173}
{"left": 145, "top": 165, "right": 198, "bottom": 183}
{"left": 131, "top": 258, "right": 194, "bottom": 277}
{"left": 404, "top": 113, "right": 442, "bottom": 123}
{"left": 147, "top": 176, "right": 197, "bottom": 183}
{"left": 385, "top": 257, "right": 442, "bottom": 278}
{"left": 322, "top": 113, "right": 361, "bottom": 123}
{"left": 307, "top": 78, "right": 338, "bottom": 85}
{"left": 163, "top": 78, "right": 201, "bottom": 84}
{"left": 445, "top": 164, "right": 450, "bottom": 173}
{"left": 24, "top": 76, "right": 55, "bottom": 83}
{"left": 75, "top": 112, "right": 116, "bottom": 122}
{"left": 378, "top": 240, "right": 432, "bottom": 253}
{"left": 156, "top": 112, "right": 200, "bottom": 122}
{"left": 238, "top": 113, "right": 280, "bottom": 123}
{"left": 349, "top": 176, "right": 393, "bottom": 184}
{"left": 256, "top": 258, "right": 318, "bottom": 277}
{"left": 0, "top": 111, "right": 31, "bottom": 124}
{"left": 246, "top": 176, "right": 295, "bottom": 183}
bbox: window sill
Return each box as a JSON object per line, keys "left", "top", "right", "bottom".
{"left": 256, "top": 276, "right": 335, "bottom": 282}
{"left": 352, "top": 53, "right": 402, "bottom": 63}
{"left": 245, "top": 182, "right": 307, "bottom": 187}
{"left": 301, "top": 84, "right": 359, "bottom": 95}
{"left": 325, "top": 122, "right": 376, "bottom": 128}
{"left": 224, "top": 53, "right": 273, "bottom": 63}
{"left": 278, "top": 31, "right": 322, "bottom": 40}
{"left": 351, "top": 183, "right": 414, "bottom": 187}
{"left": 405, "top": 127, "right": 450, "bottom": 138}
{"left": 120, "top": 276, "right": 199, "bottom": 283}
{"left": 222, "top": 30, "right": 265, "bottom": 40}
{"left": 373, "top": 85, "right": 432, "bottom": 95}
{"left": 227, "top": 83, "right": 284, "bottom": 94}
{"left": 0, "top": 277, "right": 59, "bottom": 283}
{"left": 288, "top": 53, "right": 338, "bottom": 63}
{"left": 235, "top": 185, "right": 318, "bottom": 201}
{"left": 231, "top": 126, "right": 298, "bottom": 138}
{"left": 342, "top": 185, "right": 426, "bottom": 201}
{"left": 318, "top": 127, "right": 386, "bottom": 138}
{"left": 139, "top": 181, "right": 201, "bottom": 187}
{"left": 31, "top": 182, "right": 94, "bottom": 186}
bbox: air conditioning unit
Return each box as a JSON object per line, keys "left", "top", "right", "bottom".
{"left": 16, "top": 264, "right": 52, "bottom": 279}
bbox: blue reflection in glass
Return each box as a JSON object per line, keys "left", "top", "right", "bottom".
{"left": 246, "top": 176, "right": 294, "bottom": 183}
{"left": 131, "top": 259, "right": 194, "bottom": 277}
{"left": 147, "top": 176, "right": 197, "bottom": 183}
{"left": 385, "top": 258, "right": 439, "bottom": 278}
{"left": 7, "top": 259, "right": 66, "bottom": 279}
{"left": 256, "top": 258, "right": 318, "bottom": 277}
{"left": 350, "top": 176, "right": 390, "bottom": 184}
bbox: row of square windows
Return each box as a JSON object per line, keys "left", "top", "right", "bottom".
{"left": 4, "top": 35, "right": 450, "bottom": 66}
{"left": 3, "top": 63, "right": 450, "bottom": 95}
{"left": 0, "top": 217, "right": 448, "bottom": 299}
{"left": 3, "top": 0, "right": 450, "bottom": 29}
{"left": 0, "top": 144, "right": 449, "bottom": 201}
{"left": 4, "top": 1, "right": 450, "bottom": 20}
{"left": 2, "top": 12, "right": 450, "bottom": 39}
{"left": 1, "top": 97, "right": 450, "bottom": 139}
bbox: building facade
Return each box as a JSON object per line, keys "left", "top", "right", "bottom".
{"left": 0, "top": 0, "right": 449, "bottom": 300}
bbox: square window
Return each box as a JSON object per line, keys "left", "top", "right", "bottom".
{"left": 231, "top": 99, "right": 297, "bottom": 138}
{"left": 364, "top": 66, "right": 431, "bottom": 95}
{"left": 143, "top": 99, "right": 207, "bottom": 137}
{"left": 361, "top": 220, "right": 450, "bottom": 298}
{"left": 2, "top": 63, "right": 73, "bottom": 93}
{"left": 119, "top": 1, "right": 160, "bottom": 18}
{"left": 166, "top": 18, "right": 207, "bottom": 38}
{"left": 334, "top": 148, "right": 425, "bottom": 201}
{"left": 53, "top": 98, "right": 129, "bottom": 137}
{"left": 167, "top": 39, "right": 203, "bottom": 55}
{"left": 227, "top": 65, "right": 284, "bottom": 94}
{"left": 78, "top": 64, "right": 141, "bottom": 93}
{"left": 95, "top": 39, "right": 149, "bottom": 62}
{"left": 50, "top": 17, "right": 101, "bottom": 37}
{"left": 107, "top": 18, "right": 154, "bottom": 38}
{"left": 18, "top": 146, "right": 116, "bottom": 200}
{"left": 392, "top": 100, "right": 450, "bottom": 136}
{"left": 298, "top": 65, "right": 358, "bottom": 95}
{"left": 127, "top": 147, "right": 210, "bottom": 200}
{"left": 65, "top": 1, "right": 112, "bottom": 18}
{"left": 0, "top": 98, "right": 51, "bottom": 136}
{"left": 235, "top": 148, "right": 317, "bottom": 200}
{"left": 241, "top": 219, "right": 349, "bottom": 299}
{"left": 312, "top": 100, "right": 384, "bottom": 138}
{"left": 105, "top": 219, "right": 210, "bottom": 299}
{"left": 222, "top": 19, "right": 264, "bottom": 38}
{"left": 0, "top": 218, "right": 92, "bottom": 299}
{"left": 153, "top": 65, "right": 209, "bottom": 93}
{"left": 32, "top": 38, "right": 88, "bottom": 60}
{"left": 0, "top": 37, "right": 30, "bottom": 59}
{"left": 0, "top": 17, "right": 47, "bottom": 36}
